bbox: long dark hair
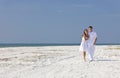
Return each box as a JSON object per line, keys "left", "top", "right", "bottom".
{"left": 82, "top": 29, "right": 89, "bottom": 40}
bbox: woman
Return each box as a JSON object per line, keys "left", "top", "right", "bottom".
{"left": 79, "top": 29, "right": 89, "bottom": 62}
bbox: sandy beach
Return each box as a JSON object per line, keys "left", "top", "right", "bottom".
{"left": 0, "top": 45, "right": 120, "bottom": 78}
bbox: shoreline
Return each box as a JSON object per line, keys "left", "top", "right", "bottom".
{"left": 0, "top": 43, "right": 120, "bottom": 48}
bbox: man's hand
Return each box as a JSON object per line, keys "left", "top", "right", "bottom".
{"left": 93, "top": 42, "right": 96, "bottom": 45}
{"left": 93, "top": 38, "right": 97, "bottom": 45}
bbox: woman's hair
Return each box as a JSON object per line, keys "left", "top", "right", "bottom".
{"left": 82, "top": 29, "right": 89, "bottom": 40}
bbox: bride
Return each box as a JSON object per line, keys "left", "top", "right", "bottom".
{"left": 79, "top": 29, "right": 89, "bottom": 62}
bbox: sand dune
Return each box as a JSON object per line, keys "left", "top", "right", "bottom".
{"left": 0, "top": 45, "right": 120, "bottom": 78}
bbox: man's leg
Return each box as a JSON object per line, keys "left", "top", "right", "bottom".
{"left": 89, "top": 46, "right": 95, "bottom": 61}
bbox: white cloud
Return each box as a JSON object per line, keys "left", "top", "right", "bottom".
{"left": 73, "top": 4, "right": 93, "bottom": 8}
{"left": 56, "top": 10, "right": 64, "bottom": 14}
{"left": 57, "top": 10, "right": 63, "bottom": 13}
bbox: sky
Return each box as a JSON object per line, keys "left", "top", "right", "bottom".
{"left": 0, "top": 0, "right": 120, "bottom": 44}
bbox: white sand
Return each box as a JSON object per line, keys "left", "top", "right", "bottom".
{"left": 0, "top": 45, "right": 120, "bottom": 78}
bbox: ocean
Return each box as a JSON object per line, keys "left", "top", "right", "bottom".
{"left": 0, "top": 43, "right": 120, "bottom": 48}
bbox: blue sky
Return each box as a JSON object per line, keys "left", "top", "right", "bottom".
{"left": 0, "top": 0, "right": 120, "bottom": 43}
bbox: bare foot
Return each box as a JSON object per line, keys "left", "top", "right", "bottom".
{"left": 84, "top": 59, "right": 86, "bottom": 62}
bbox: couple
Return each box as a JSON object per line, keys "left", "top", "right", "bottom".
{"left": 80, "top": 26, "right": 97, "bottom": 62}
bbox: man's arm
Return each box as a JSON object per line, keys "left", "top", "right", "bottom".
{"left": 93, "top": 32, "right": 97, "bottom": 45}
{"left": 94, "top": 38, "right": 97, "bottom": 45}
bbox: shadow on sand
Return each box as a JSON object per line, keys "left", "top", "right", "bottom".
{"left": 95, "top": 59, "right": 120, "bottom": 62}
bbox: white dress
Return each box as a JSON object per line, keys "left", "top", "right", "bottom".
{"left": 79, "top": 37, "right": 89, "bottom": 52}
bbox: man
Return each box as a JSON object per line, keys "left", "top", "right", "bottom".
{"left": 88, "top": 26, "right": 97, "bottom": 61}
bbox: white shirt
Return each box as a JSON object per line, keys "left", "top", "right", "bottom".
{"left": 89, "top": 31, "right": 97, "bottom": 46}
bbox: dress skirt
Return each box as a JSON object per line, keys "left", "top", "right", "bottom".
{"left": 79, "top": 41, "right": 88, "bottom": 52}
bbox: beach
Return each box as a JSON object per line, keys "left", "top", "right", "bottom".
{"left": 0, "top": 45, "right": 120, "bottom": 78}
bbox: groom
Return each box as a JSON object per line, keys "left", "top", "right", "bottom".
{"left": 88, "top": 26, "right": 97, "bottom": 61}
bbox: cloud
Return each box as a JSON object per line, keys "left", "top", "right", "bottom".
{"left": 56, "top": 10, "right": 64, "bottom": 14}
{"left": 73, "top": 4, "right": 93, "bottom": 8}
